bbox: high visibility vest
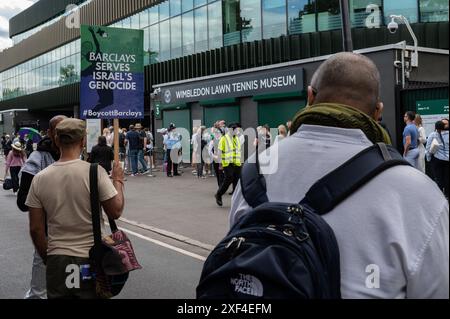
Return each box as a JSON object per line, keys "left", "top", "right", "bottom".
{"left": 219, "top": 135, "right": 242, "bottom": 167}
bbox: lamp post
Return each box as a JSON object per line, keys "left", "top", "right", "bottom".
{"left": 388, "top": 15, "right": 419, "bottom": 67}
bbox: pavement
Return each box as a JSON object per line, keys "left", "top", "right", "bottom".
{"left": 0, "top": 155, "right": 235, "bottom": 299}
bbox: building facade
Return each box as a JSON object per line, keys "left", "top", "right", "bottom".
{"left": 0, "top": 0, "right": 448, "bottom": 149}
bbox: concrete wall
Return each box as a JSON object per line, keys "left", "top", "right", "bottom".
{"left": 410, "top": 52, "right": 449, "bottom": 83}
{"left": 190, "top": 103, "right": 203, "bottom": 128}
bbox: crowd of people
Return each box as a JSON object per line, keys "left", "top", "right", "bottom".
{"left": 403, "top": 112, "right": 449, "bottom": 197}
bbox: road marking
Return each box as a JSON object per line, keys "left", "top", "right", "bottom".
{"left": 112, "top": 224, "right": 207, "bottom": 262}
{"left": 119, "top": 217, "right": 215, "bottom": 251}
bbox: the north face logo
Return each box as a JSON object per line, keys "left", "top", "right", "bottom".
{"left": 230, "top": 273, "right": 263, "bottom": 297}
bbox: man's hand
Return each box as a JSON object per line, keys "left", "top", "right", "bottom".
{"left": 111, "top": 161, "right": 124, "bottom": 182}
{"left": 102, "top": 161, "right": 125, "bottom": 220}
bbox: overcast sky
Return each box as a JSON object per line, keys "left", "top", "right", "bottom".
{"left": 0, "top": 0, "right": 37, "bottom": 51}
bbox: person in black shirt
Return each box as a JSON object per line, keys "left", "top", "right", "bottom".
{"left": 89, "top": 136, "right": 114, "bottom": 174}
{"left": 26, "top": 137, "right": 34, "bottom": 158}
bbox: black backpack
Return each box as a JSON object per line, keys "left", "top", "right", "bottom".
{"left": 196, "top": 143, "right": 410, "bottom": 299}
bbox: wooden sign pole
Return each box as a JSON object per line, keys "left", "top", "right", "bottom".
{"left": 113, "top": 118, "right": 120, "bottom": 163}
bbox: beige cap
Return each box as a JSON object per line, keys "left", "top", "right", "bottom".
{"left": 56, "top": 119, "right": 86, "bottom": 144}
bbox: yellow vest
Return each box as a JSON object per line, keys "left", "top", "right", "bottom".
{"left": 219, "top": 134, "right": 242, "bottom": 167}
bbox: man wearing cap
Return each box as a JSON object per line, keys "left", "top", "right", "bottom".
{"left": 17, "top": 115, "right": 67, "bottom": 299}
{"left": 26, "top": 118, "right": 125, "bottom": 299}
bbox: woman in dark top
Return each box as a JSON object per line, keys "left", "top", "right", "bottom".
{"left": 89, "top": 136, "right": 114, "bottom": 174}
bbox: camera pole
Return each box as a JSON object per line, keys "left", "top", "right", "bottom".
{"left": 340, "top": 0, "right": 353, "bottom": 52}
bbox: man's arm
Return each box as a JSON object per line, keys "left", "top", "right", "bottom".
{"left": 229, "top": 183, "right": 253, "bottom": 228}
{"left": 404, "top": 135, "right": 411, "bottom": 156}
{"left": 29, "top": 207, "right": 48, "bottom": 264}
{"left": 101, "top": 162, "right": 124, "bottom": 220}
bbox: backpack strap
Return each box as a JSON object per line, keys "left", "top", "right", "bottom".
{"left": 301, "top": 143, "right": 410, "bottom": 214}
{"left": 240, "top": 131, "right": 269, "bottom": 208}
{"left": 89, "top": 164, "right": 118, "bottom": 247}
{"left": 90, "top": 164, "right": 103, "bottom": 247}
{"left": 241, "top": 143, "right": 410, "bottom": 211}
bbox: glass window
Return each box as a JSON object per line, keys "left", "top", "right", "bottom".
{"left": 420, "top": 0, "right": 449, "bottom": 22}
{"left": 150, "top": 24, "right": 160, "bottom": 63}
{"left": 150, "top": 5, "right": 159, "bottom": 24}
{"left": 350, "top": 0, "right": 382, "bottom": 28}
{"left": 317, "top": 0, "right": 342, "bottom": 31}
{"left": 140, "top": 9, "right": 150, "bottom": 28}
{"left": 144, "top": 27, "right": 150, "bottom": 65}
{"left": 54, "top": 48, "right": 60, "bottom": 61}
{"left": 384, "top": 0, "right": 418, "bottom": 24}
{"left": 57, "top": 59, "right": 64, "bottom": 86}
{"left": 131, "top": 14, "right": 140, "bottom": 29}
{"left": 182, "top": 11, "right": 195, "bottom": 55}
{"left": 160, "top": 19, "right": 171, "bottom": 61}
{"left": 195, "top": 0, "right": 207, "bottom": 7}
{"left": 183, "top": 0, "right": 194, "bottom": 12}
{"left": 223, "top": 0, "right": 241, "bottom": 46}
{"left": 288, "top": 0, "right": 316, "bottom": 34}
{"left": 241, "top": 0, "right": 262, "bottom": 42}
{"left": 160, "top": 1, "right": 170, "bottom": 20}
{"left": 170, "top": 0, "right": 182, "bottom": 16}
{"left": 171, "top": 16, "right": 182, "bottom": 58}
{"left": 208, "top": 1, "right": 223, "bottom": 49}
{"left": 262, "top": 0, "right": 287, "bottom": 39}
{"left": 122, "top": 17, "right": 132, "bottom": 28}
{"left": 195, "top": 6, "right": 208, "bottom": 53}
{"left": 75, "top": 53, "right": 81, "bottom": 82}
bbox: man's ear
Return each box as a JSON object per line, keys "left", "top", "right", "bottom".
{"left": 307, "top": 86, "right": 315, "bottom": 107}
{"left": 373, "top": 101, "right": 384, "bottom": 121}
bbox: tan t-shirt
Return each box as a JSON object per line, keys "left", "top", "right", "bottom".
{"left": 26, "top": 159, "right": 118, "bottom": 258}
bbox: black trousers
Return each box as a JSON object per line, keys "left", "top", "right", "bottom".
{"left": 197, "top": 162, "right": 204, "bottom": 177}
{"left": 166, "top": 149, "right": 179, "bottom": 176}
{"left": 216, "top": 165, "right": 242, "bottom": 197}
{"left": 10, "top": 166, "right": 21, "bottom": 192}
{"left": 430, "top": 156, "right": 449, "bottom": 198}
{"left": 213, "top": 162, "right": 224, "bottom": 187}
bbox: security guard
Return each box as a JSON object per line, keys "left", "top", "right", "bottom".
{"left": 215, "top": 123, "right": 242, "bottom": 206}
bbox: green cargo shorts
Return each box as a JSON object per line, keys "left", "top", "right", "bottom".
{"left": 46, "top": 255, "right": 98, "bottom": 299}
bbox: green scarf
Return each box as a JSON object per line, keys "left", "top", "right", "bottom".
{"left": 290, "top": 103, "right": 392, "bottom": 145}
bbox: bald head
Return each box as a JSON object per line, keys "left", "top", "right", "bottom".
{"left": 310, "top": 52, "right": 381, "bottom": 114}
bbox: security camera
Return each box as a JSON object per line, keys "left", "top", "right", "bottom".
{"left": 387, "top": 18, "right": 398, "bottom": 34}
{"left": 394, "top": 60, "right": 402, "bottom": 68}
{"left": 150, "top": 88, "right": 161, "bottom": 99}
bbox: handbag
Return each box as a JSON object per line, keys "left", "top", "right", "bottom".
{"left": 88, "top": 163, "right": 142, "bottom": 299}
{"left": 2, "top": 177, "right": 13, "bottom": 191}
{"left": 429, "top": 137, "right": 441, "bottom": 155}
